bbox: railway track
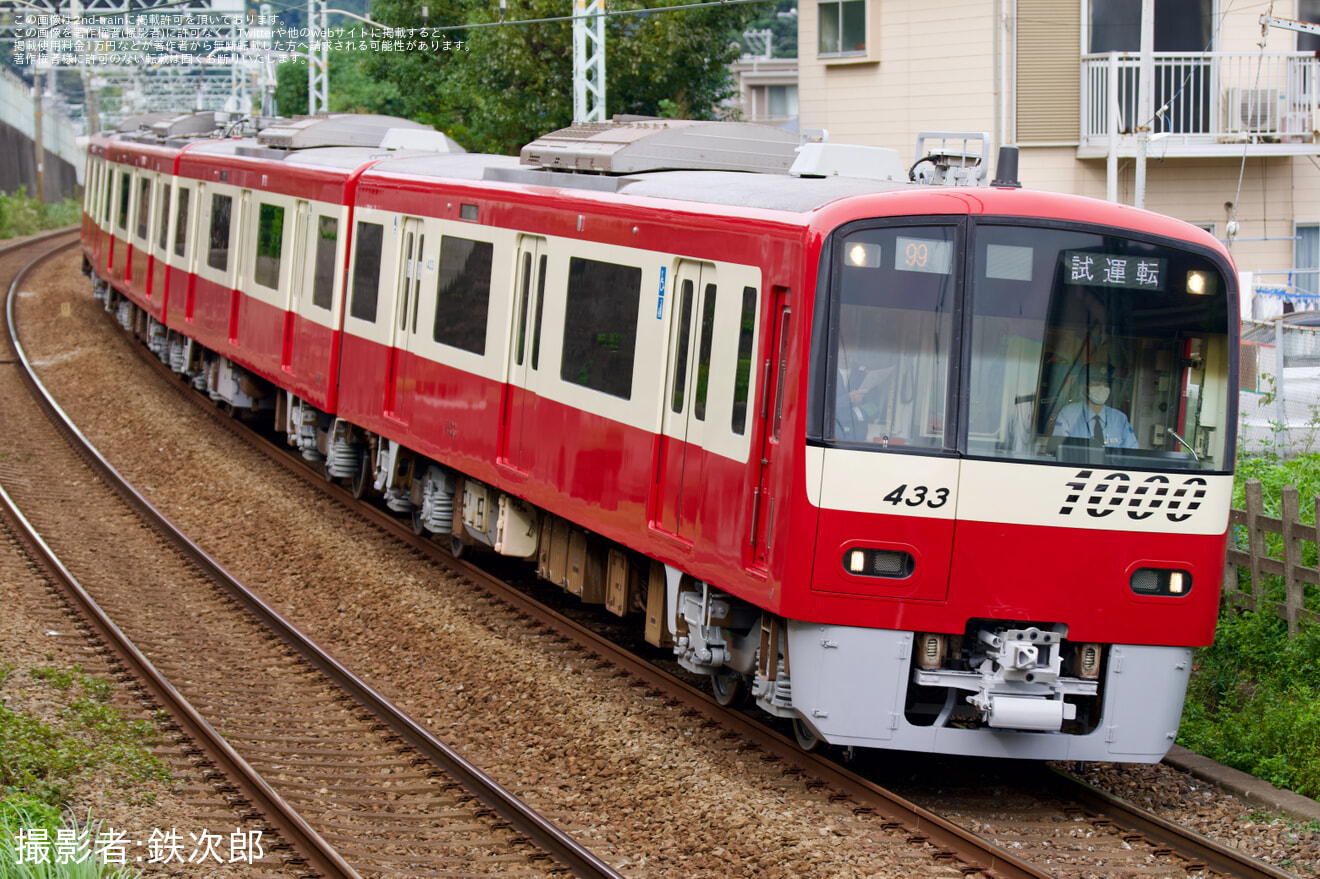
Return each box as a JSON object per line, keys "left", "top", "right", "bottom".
{"left": 7, "top": 235, "right": 1309, "bottom": 878}
{"left": 1, "top": 234, "right": 621, "bottom": 878}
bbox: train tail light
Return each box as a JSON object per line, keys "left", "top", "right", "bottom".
{"left": 1130, "top": 568, "right": 1192, "bottom": 597}
{"left": 917, "top": 633, "right": 946, "bottom": 669}
{"left": 1076, "top": 643, "right": 1102, "bottom": 680}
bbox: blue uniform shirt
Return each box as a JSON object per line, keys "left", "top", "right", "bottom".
{"left": 1052, "top": 402, "right": 1139, "bottom": 448}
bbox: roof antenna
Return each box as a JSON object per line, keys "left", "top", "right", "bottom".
{"left": 992, "top": 145, "right": 1021, "bottom": 188}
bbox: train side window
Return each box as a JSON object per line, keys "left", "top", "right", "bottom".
{"left": 561, "top": 257, "right": 642, "bottom": 400}
{"left": 136, "top": 177, "right": 151, "bottom": 241}
{"left": 515, "top": 252, "right": 532, "bottom": 365}
{"left": 207, "top": 193, "right": 232, "bottom": 272}
{"left": 103, "top": 168, "right": 114, "bottom": 226}
{"left": 531, "top": 255, "right": 547, "bottom": 370}
{"left": 433, "top": 235, "right": 493, "bottom": 355}
{"left": 157, "top": 184, "right": 171, "bottom": 251}
{"left": 670, "top": 280, "right": 695, "bottom": 413}
{"left": 774, "top": 311, "right": 791, "bottom": 440}
{"left": 694, "top": 283, "right": 717, "bottom": 421}
{"left": 173, "top": 187, "right": 190, "bottom": 258}
{"left": 350, "top": 220, "right": 384, "bottom": 322}
{"left": 311, "top": 216, "right": 337, "bottom": 310}
{"left": 731, "top": 286, "right": 758, "bottom": 435}
{"left": 117, "top": 171, "right": 130, "bottom": 231}
{"left": 254, "top": 202, "right": 285, "bottom": 289}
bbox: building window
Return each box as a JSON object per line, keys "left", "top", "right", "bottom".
{"left": 561, "top": 257, "right": 641, "bottom": 400}
{"left": 433, "top": 235, "right": 494, "bottom": 355}
{"left": 1297, "top": 224, "right": 1319, "bottom": 298}
{"left": 750, "top": 85, "right": 798, "bottom": 121}
{"left": 818, "top": 0, "right": 865, "bottom": 57}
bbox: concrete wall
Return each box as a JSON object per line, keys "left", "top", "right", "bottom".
{"left": 0, "top": 68, "right": 83, "bottom": 202}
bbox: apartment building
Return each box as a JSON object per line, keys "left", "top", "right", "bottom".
{"left": 797, "top": 0, "right": 1320, "bottom": 313}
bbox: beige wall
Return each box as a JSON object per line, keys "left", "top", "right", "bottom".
{"left": 794, "top": 0, "right": 1320, "bottom": 278}
{"left": 1016, "top": 150, "right": 1320, "bottom": 276}
{"left": 798, "top": 0, "right": 998, "bottom": 164}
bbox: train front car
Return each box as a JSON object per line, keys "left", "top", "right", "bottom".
{"left": 787, "top": 191, "right": 1236, "bottom": 761}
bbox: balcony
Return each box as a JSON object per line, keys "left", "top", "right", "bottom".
{"left": 1079, "top": 51, "right": 1320, "bottom": 158}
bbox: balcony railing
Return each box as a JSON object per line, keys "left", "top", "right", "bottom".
{"left": 1081, "top": 51, "right": 1320, "bottom": 154}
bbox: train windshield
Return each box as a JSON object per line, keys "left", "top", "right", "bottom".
{"left": 826, "top": 221, "right": 1234, "bottom": 472}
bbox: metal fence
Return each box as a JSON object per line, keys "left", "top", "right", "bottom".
{"left": 1239, "top": 317, "right": 1320, "bottom": 458}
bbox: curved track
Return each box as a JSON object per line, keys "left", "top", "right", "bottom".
{"left": 109, "top": 289, "right": 1305, "bottom": 879}
{"left": 2, "top": 234, "right": 622, "bottom": 879}
{"left": 8, "top": 234, "right": 1305, "bottom": 878}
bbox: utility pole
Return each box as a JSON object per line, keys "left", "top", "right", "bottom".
{"left": 308, "top": 0, "right": 328, "bottom": 114}
{"left": 572, "top": 0, "right": 605, "bottom": 123}
{"left": 1134, "top": 0, "right": 1153, "bottom": 209}
{"left": 33, "top": 70, "right": 44, "bottom": 203}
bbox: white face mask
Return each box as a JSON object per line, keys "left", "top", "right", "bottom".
{"left": 1087, "top": 384, "right": 1110, "bottom": 406}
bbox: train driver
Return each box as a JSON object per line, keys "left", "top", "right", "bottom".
{"left": 1051, "top": 365, "right": 1138, "bottom": 449}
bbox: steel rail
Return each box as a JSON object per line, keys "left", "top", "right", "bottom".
{"left": 11, "top": 240, "right": 624, "bottom": 879}
{"left": 115, "top": 288, "right": 1048, "bottom": 879}
{"left": 3, "top": 236, "right": 362, "bottom": 879}
{"left": 101, "top": 241, "right": 1298, "bottom": 879}
{"left": 1044, "top": 767, "right": 1299, "bottom": 879}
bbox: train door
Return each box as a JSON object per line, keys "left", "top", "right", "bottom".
{"left": 151, "top": 176, "right": 171, "bottom": 307}
{"left": 654, "top": 260, "right": 716, "bottom": 538}
{"left": 748, "top": 290, "right": 791, "bottom": 570}
{"left": 229, "top": 190, "right": 251, "bottom": 344}
{"left": 499, "top": 235, "right": 547, "bottom": 471}
{"left": 185, "top": 182, "right": 202, "bottom": 322}
{"left": 386, "top": 217, "right": 425, "bottom": 422}
{"left": 281, "top": 200, "right": 310, "bottom": 371}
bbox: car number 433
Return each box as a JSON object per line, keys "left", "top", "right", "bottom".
{"left": 883, "top": 484, "right": 950, "bottom": 509}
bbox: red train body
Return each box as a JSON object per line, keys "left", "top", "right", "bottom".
{"left": 83, "top": 115, "right": 1239, "bottom": 760}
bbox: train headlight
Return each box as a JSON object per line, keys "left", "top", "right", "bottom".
{"left": 1186, "top": 271, "right": 1214, "bottom": 295}
{"left": 846, "top": 242, "right": 882, "bottom": 268}
{"left": 1130, "top": 568, "right": 1192, "bottom": 597}
{"left": 840, "top": 548, "right": 914, "bottom": 578}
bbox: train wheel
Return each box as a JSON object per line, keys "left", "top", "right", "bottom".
{"left": 350, "top": 447, "right": 371, "bottom": 499}
{"left": 411, "top": 508, "right": 426, "bottom": 537}
{"left": 709, "top": 669, "right": 745, "bottom": 707}
{"left": 450, "top": 536, "right": 467, "bottom": 559}
{"left": 792, "top": 717, "right": 821, "bottom": 752}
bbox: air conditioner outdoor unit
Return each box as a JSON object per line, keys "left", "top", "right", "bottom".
{"left": 1223, "top": 87, "right": 1281, "bottom": 133}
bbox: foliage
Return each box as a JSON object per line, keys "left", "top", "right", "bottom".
{"left": 740, "top": 0, "right": 796, "bottom": 58}
{"left": 274, "top": 47, "right": 407, "bottom": 117}
{"left": 0, "top": 190, "right": 80, "bottom": 241}
{"left": 1180, "top": 610, "right": 1320, "bottom": 799}
{"left": 365, "top": 0, "right": 768, "bottom": 155}
{"left": 0, "top": 666, "right": 169, "bottom": 813}
{"left": 0, "top": 800, "right": 141, "bottom": 878}
{"left": 1229, "top": 451, "right": 1320, "bottom": 610}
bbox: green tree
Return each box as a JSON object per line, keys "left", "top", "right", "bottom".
{"left": 275, "top": 47, "right": 407, "bottom": 117}
{"left": 366, "top": 0, "right": 767, "bottom": 155}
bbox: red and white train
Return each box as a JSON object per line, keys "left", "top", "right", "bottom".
{"left": 82, "top": 113, "right": 1238, "bottom": 761}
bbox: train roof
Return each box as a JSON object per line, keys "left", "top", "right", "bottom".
{"left": 364, "top": 153, "right": 909, "bottom": 214}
